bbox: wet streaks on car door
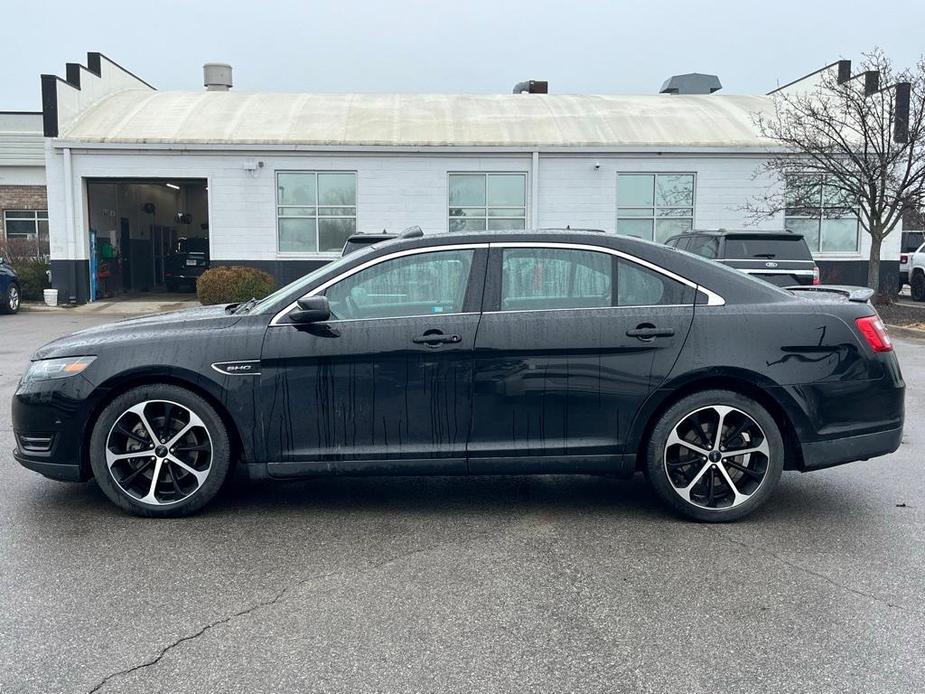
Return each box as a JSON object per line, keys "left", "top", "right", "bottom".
{"left": 259, "top": 247, "right": 486, "bottom": 477}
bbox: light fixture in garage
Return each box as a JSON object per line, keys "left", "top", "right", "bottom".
{"left": 165, "top": 183, "right": 180, "bottom": 190}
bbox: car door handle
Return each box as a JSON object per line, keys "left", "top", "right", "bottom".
{"left": 626, "top": 325, "right": 675, "bottom": 339}
{"left": 412, "top": 332, "right": 462, "bottom": 345}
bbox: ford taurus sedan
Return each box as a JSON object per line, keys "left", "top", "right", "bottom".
{"left": 11, "top": 230, "right": 904, "bottom": 521}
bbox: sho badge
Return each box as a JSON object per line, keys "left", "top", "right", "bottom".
{"left": 765, "top": 261, "right": 779, "bottom": 268}
{"left": 211, "top": 360, "right": 261, "bottom": 376}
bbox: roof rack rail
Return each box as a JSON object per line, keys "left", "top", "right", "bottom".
{"left": 399, "top": 225, "right": 424, "bottom": 239}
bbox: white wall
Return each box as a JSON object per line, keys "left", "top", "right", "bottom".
{"left": 44, "top": 147, "right": 901, "bottom": 264}
{"left": 0, "top": 165, "right": 45, "bottom": 185}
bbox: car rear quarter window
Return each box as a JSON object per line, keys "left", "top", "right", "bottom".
{"left": 686, "top": 236, "right": 719, "bottom": 259}
{"left": 723, "top": 236, "right": 813, "bottom": 260}
{"left": 617, "top": 260, "right": 694, "bottom": 306}
{"left": 500, "top": 248, "right": 613, "bottom": 311}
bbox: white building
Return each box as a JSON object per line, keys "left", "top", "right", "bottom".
{"left": 38, "top": 53, "right": 899, "bottom": 303}
{"left": 0, "top": 111, "right": 46, "bottom": 250}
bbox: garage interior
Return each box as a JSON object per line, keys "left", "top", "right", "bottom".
{"left": 86, "top": 178, "right": 209, "bottom": 298}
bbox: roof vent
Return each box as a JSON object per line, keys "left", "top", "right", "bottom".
{"left": 203, "top": 63, "right": 233, "bottom": 91}
{"left": 659, "top": 73, "right": 722, "bottom": 95}
{"left": 513, "top": 80, "right": 548, "bottom": 94}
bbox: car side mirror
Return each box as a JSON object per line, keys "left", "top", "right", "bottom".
{"left": 290, "top": 295, "right": 331, "bottom": 323}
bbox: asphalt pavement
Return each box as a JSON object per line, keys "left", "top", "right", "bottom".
{"left": 1, "top": 312, "right": 923, "bottom": 694}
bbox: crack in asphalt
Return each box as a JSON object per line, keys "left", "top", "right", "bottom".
{"left": 85, "top": 530, "right": 496, "bottom": 693}
{"left": 708, "top": 527, "right": 906, "bottom": 611}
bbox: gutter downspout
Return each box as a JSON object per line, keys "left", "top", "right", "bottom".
{"left": 531, "top": 151, "right": 540, "bottom": 228}
{"left": 62, "top": 147, "right": 77, "bottom": 303}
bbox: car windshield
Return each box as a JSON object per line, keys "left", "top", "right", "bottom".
{"left": 724, "top": 236, "right": 813, "bottom": 260}
{"left": 249, "top": 246, "right": 378, "bottom": 314}
{"left": 177, "top": 238, "right": 209, "bottom": 254}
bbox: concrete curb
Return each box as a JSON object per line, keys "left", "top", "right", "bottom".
{"left": 885, "top": 324, "right": 925, "bottom": 341}
{"left": 19, "top": 300, "right": 200, "bottom": 316}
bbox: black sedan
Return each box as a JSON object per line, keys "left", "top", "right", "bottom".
{"left": 11, "top": 230, "right": 904, "bottom": 521}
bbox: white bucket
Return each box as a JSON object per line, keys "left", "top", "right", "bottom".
{"left": 43, "top": 289, "right": 58, "bottom": 307}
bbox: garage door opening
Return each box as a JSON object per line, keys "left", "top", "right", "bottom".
{"left": 86, "top": 178, "right": 209, "bottom": 299}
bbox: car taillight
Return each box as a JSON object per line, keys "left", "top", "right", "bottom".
{"left": 855, "top": 315, "right": 893, "bottom": 352}
{"left": 812, "top": 266, "right": 821, "bottom": 285}
{"left": 900, "top": 254, "right": 908, "bottom": 264}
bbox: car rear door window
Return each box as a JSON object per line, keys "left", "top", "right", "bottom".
{"left": 617, "top": 260, "right": 695, "bottom": 306}
{"left": 325, "top": 249, "right": 475, "bottom": 320}
{"left": 500, "top": 248, "right": 613, "bottom": 311}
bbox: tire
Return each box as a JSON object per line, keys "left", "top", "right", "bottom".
{"left": 645, "top": 389, "right": 784, "bottom": 522}
{"left": 911, "top": 272, "right": 925, "bottom": 302}
{"left": 165, "top": 279, "right": 179, "bottom": 293}
{"left": 89, "top": 384, "right": 232, "bottom": 517}
{"left": 0, "top": 282, "right": 20, "bottom": 314}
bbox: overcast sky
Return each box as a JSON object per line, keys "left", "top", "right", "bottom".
{"left": 2, "top": 0, "right": 923, "bottom": 111}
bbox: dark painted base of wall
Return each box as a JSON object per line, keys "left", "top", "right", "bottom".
{"left": 50, "top": 257, "right": 900, "bottom": 304}
{"left": 817, "top": 260, "right": 899, "bottom": 294}
{"left": 49, "top": 260, "right": 90, "bottom": 305}
{"left": 211, "top": 259, "right": 331, "bottom": 286}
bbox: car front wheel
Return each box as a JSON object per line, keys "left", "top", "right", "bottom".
{"left": 645, "top": 389, "right": 784, "bottom": 522}
{"left": 89, "top": 384, "right": 232, "bottom": 517}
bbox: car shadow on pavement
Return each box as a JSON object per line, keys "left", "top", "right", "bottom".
{"left": 13, "top": 469, "right": 881, "bottom": 531}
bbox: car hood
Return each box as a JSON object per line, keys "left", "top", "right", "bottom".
{"left": 32, "top": 304, "right": 244, "bottom": 360}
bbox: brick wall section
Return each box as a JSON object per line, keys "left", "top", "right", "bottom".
{"left": 0, "top": 185, "right": 48, "bottom": 236}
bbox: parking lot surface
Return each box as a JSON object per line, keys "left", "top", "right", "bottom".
{"left": 1, "top": 312, "right": 923, "bottom": 693}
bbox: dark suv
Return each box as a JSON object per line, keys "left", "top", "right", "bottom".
{"left": 665, "top": 230, "right": 819, "bottom": 287}
{"left": 164, "top": 238, "right": 209, "bottom": 292}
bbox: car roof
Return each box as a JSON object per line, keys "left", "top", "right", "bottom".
{"left": 680, "top": 229, "right": 803, "bottom": 238}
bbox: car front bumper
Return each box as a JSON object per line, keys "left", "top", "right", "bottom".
{"left": 11, "top": 376, "right": 99, "bottom": 482}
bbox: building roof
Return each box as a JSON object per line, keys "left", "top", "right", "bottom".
{"left": 58, "top": 90, "right": 775, "bottom": 149}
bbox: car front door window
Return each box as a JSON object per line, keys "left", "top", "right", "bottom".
{"left": 325, "top": 250, "right": 475, "bottom": 320}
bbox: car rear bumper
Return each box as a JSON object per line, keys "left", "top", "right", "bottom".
{"left": 801, "top": 425, "right": 903, "bottom": 471}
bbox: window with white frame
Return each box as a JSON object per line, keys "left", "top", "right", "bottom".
{"left": 276, "top": 172, "right": 357, "bottom": 253}
{"left": 448, "top": 173, "right": 526, "bottom": 231}
{"left": 784, "top": 175, "right": 860, "bottom": 254}
{"left": 616, "top": 173, "right": 695, "bottom": 243}
{"left": 3, "top": 209, "right": 48, "bottom": 240}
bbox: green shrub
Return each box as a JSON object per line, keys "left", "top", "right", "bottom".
{"left": 196, "top": 265, "right": 275, "bottom": 305}
{"left": 10, "top": 260, "right": 51, "bottom": 301}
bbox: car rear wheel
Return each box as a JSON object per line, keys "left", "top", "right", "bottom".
{"left": 0, "top": 283, "right": 20, "bottom": 314}
{"left": 645, "top": 390, "right": 784, "bottom": 522}
{"left": 89, "top": 384, "right": 232, "bottom": 517}
{"left": 911, "top": 272, "right": 925, "bottom": 302}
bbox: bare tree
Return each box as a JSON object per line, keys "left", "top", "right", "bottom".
{"left": 749, "top": 49, "right": 925, "bottom": 292}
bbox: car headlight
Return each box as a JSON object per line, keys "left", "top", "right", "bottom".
{"left": 22, "top": 356, "right": 96, "bottom": 383}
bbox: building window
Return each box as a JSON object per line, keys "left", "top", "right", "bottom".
{"left": 3, "top": 209, "right": 48, "bottom": 240}
{"left": 617, "top": 173, "right": 694, "bottom": 243}
{"left": 449, "top": 173, "right": 526, "bottom": 231}
{"left": 276, "top": 172, "right": 357, "bottom": 253}
{"left": 784, "top": 175, "right": 860, "bottom": 254}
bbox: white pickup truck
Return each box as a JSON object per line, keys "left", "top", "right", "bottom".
{"left": 900, "top": 242, "right": 925, "bottom": 300}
